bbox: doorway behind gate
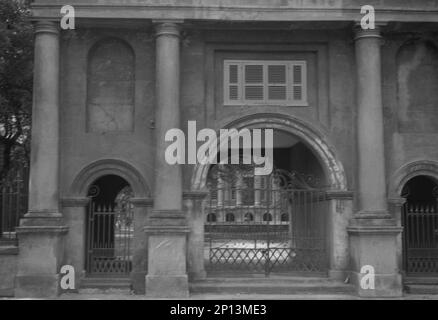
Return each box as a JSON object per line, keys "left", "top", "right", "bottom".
{"left": 85, "top": 175, "right": 134, "bottom": 277}
{"left": 204, "top": 140, "right": 330, "bottom": 277}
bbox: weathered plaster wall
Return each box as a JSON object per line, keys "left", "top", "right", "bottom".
{"left": 56, "top": 22, "right": 438, "bottom": 285}
{"left": 59, "top": 26, "right": 357, "bottom": 199}
{"left": 180, "top": 29, "right": 356, "bottom": 192}
{"left": 383, "top": 35, "right": 438, "bottom": 197}
{"left": 59, "top": 29, "right": 155, "bottom": 198}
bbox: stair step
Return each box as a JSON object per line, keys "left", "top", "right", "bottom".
{"left": 404, "top": 277, "right": 438, "bottom": 285}
{"left": 190, "top": 277, "right": 355, "bottom": 295}
{"left": 404, "top": 277, "right": 438, "bottom": 294}
{"left": 80, "top": 277, "right": 131, "bottom": 290}
{"left": 405, "top": 284, "right": 438, "bottom": 294}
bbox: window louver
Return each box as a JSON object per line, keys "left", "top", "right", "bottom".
{"left": 224, "top": 60, "right": 307, "bottom": 106}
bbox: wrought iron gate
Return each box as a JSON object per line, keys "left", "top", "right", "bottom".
{"left": 402, "top": 200, "right": 438, "bottom": 275}
{"left": 205, "top": 165, "right": 328, "bottom": 276}
{"left": 86, "top": 186, "right": 134, "bottom": 275}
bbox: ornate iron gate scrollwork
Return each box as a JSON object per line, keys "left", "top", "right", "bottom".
{"left": 86, "top": 185, "right": 134, "bottom": 275}
{"left": 204, "top": 164, "right": 329, "bottom": 276}
{"left": 402, "top": 186, "right": 438, "bottom": 275}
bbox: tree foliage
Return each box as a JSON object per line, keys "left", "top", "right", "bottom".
{"left": 0, "top": 0, "right": 33, "bottom": 178}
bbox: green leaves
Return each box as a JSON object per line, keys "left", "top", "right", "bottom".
{"left": 0, "top": 0, "right": 33, "bottom": 177}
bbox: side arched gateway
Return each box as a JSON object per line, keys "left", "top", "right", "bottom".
{"left": 189, "top": 114, "right": 350, "bottom": 278}
{"left": 391, "top": 160, "right": 438, "bottom": 276}
{"left": 69, "top": 159, "right": 150, "bottom": 277}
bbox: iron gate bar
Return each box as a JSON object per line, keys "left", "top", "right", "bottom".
{"left": 403, "top": 201, "right": 438, "bottom": 275}
{"left": 86, "top": 185, "right": 134, "bottom": 275}
{"left": 205, "top": 165, "right": 329, "bottom": 276}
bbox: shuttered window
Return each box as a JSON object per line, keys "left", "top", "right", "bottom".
{"left": 224, "top": 60, "right": 307, "bottom": 106}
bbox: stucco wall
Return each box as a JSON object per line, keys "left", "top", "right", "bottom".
{"left": 382, "top": 35, "right": 438, "bottom": 197}
{"left": 58, "top": 27, "right": 358, "bottom": 198}
{"left": 58, "top": 24, "right": 438, "bottom": 206}
{"left": 59, "top": 29, "right": 155, "bottom": 198}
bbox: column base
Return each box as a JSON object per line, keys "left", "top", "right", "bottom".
{"left": 189, "top": 270, "right": 207, "bottom": 281}
{"left": 15, "top": 274, "right": 61, "bottom": 298}
{"left": 350, "top": 271, "right": 403, "bottom": 298}
{"left": 144, "top": 215, "right": 190, "bottom": 298}
{"left": 348, "top": 215, "right": 403, "bottom": 298}
{"left": 131, "top": 271, "right": 146, "bottom": 294}
{"left": 145, "top": 275, "right": 189, "bottom": 298}
{"left": 328, "top": 269, "right": 349, "bottom": 282}
{"left": 15, "top": 223, "right": 67, "bottom": 298}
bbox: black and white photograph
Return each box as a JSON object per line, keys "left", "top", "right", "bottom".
{"left": 1, "top": 0, "right": 438, "bottom": 307}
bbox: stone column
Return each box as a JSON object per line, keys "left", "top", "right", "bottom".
{"left": 355, "top": 27, "right": 387, "bottom": 214}
{"left": 236, "top": 174, "right": 243, "bottom": 206}
{"left": 348, "top": 26, "right": 402, "bottom": 297}
{"left": 153, "top": 21, "right": 183, "bottom": 211}
{"left": 217, "top": 175, "right": 224, "bottom": 207}
{"left": 254, "top": 175, "right": 262, "bottom": 206}
{"left": 145, "top": 20, "right": 190, "bottom": 298}
{"left": 28, "top": 21, "right": 61, "bottom": 218}
{"left": 15, "top": 21, "right": 67, "bottom": 298}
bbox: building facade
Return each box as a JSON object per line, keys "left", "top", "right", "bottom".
{"left": 1, "top": 0, "right": 438, "bottom": 298}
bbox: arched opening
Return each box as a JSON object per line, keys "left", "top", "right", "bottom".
{"left": 225, "top": 212, "right": 235, "bottom": 222}
{"left": 401, "top": 175, "right": 438, "bottom": 275}
{"left": 86, "top": 174, "right": 134, "bottom": 276}
{"left": 244, "top": 212, "right": 254, "bottom": 222}
{"left": 281, "top": 212, "right": 289, "bottom": 222}
{"left": 204, "top": 129, "right": 329, "bottom": 276}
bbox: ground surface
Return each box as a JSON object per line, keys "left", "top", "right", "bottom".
{"left": 3, "top": 290, "right": 437, "bottom": 300}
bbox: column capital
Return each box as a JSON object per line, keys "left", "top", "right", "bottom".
{"left": 34, "top": 21, "right": 60, "bottom": 36}
{"left": 153, "top": 20, "right": 183, "bottom": 38}
{"left": 353, "top": 26, "right": 382, "bottom": 41}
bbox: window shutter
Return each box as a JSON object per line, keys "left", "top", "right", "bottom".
{"left": 224, "top": 60, "right": 307, "bottom": 106}
{"left": 268, "top": 65, "right": 286, "bottom": 83}
{"left": 244, "top": 65, "right": 264, "bottom": 100}
{"left": 224, "top": 63, "right": 241, "bottom": 102}
{"left": 291, "top": 63, "right": 306, "bottom": 102}
{"left": 245, "top": 65, "right": 263, "bottom": 83}
{"left": 268, "top": 64, "right": 287, "bottom": 100}
{"left": 228, "top": 64, "right": 239, "bottom": 100}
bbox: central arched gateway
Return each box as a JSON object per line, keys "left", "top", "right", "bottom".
{"left": 189, "top": 114, "right": 350, "bottom": 278}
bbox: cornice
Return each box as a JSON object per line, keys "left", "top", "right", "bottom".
{"left": 30, "top": 4, "right": 438, "bottom": 24}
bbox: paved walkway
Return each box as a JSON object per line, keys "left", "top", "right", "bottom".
{"left": 3, "top": 287, "right": 438, "bottom": 300}
{"left": 41, "top": 290, "right": 438, "bottom": 300}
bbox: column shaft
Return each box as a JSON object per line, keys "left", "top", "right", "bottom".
{"left": 154, "top": 22, "right": 182, "bottom": 211}
{"left": 355, "top": 29, "right": 387, "bottom": 214}
{"left": 28, "top": 21, "right": 60, "bottom": 215}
